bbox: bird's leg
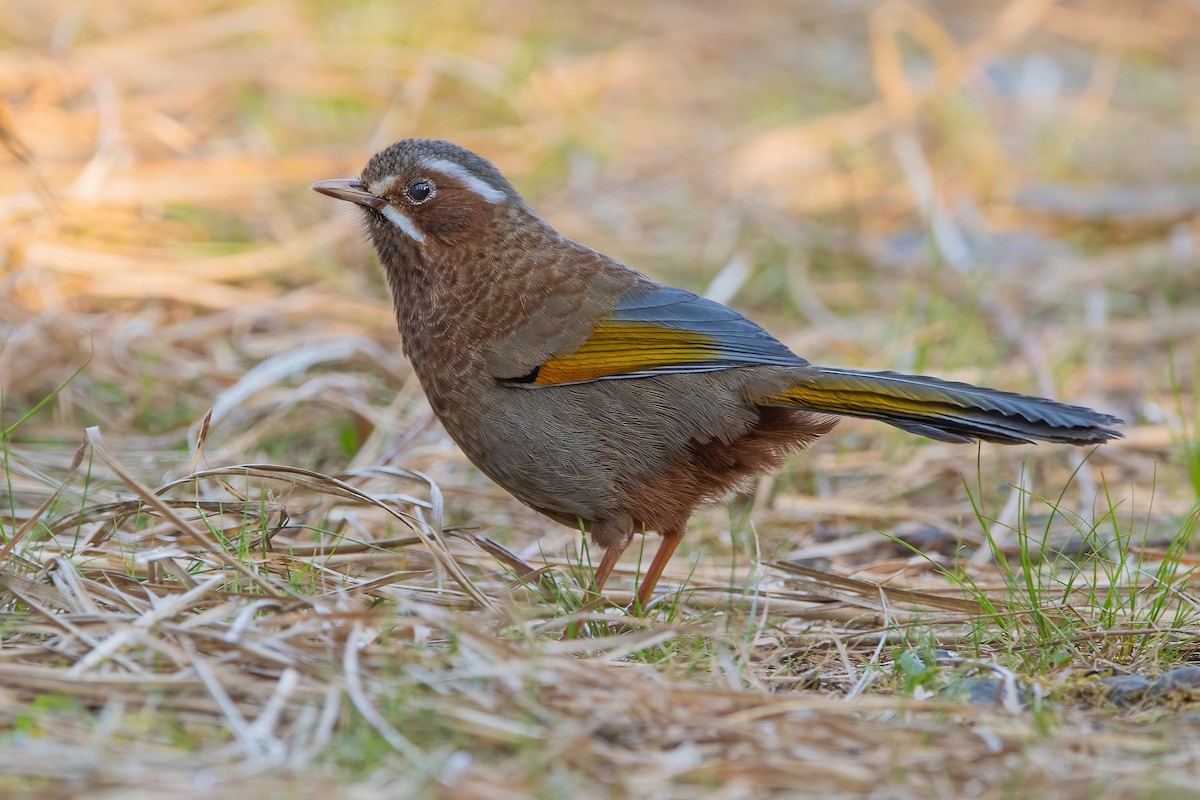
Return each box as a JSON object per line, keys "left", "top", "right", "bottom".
{"left": 591, "top": 542, "right": 625, "bottom": 597}
{"left": 587, "top": 516, "right": 634, "bottom": 601}
{"left": 632, "top": 525, "right": 685, "bottom": 612}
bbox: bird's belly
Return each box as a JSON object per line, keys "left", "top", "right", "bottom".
{"left": 419, "top": 368, "right": 818, "bottom": 530}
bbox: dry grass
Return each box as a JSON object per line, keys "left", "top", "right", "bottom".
{"left": 3, "top": 1, "right": 1200, "bottom": 797}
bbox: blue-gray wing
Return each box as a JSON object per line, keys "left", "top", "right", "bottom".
{"left": 523, "top": 281, "right": 807, "bottom": 387}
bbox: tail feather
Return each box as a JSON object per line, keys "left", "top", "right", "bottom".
{"left": 762, "top": 367, "right": 1123, "bottom": 446}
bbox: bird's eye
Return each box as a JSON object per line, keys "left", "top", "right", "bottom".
{"left": 405, "top": 179, "right": 435, "bottom": 204}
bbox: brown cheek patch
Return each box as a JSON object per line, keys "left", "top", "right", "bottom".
{"left": 417, "top": 183, "right": 490, "bottom": 242}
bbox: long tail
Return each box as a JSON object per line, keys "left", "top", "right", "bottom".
{"left": 761, "top": 367, "right": 1123, "bottom": 445}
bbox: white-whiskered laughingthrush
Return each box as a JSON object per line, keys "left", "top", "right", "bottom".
{"left": 313, "top": 139, "right": 1122, "bottom": 608}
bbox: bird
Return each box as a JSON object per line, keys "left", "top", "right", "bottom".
{"left": 312, "top": 139, "right": 1123, "bottom": 610}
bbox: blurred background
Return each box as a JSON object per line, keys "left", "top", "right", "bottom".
{"left": 5, "top": 4, "right": 1200, "bottom": 793}
{"left": 2, "top": 0, "right": 1198, "bottom": 560}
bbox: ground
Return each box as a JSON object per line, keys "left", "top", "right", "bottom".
{"left": 2, "top": 1, "right": 1200, "bottom": 797}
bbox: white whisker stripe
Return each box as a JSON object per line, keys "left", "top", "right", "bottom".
{"left": 419, "top": 158, "right": 506, "bottom": 204}
{"left": 368, "top": 174, "right": 397, "bottom": 195}
{"left": 381, "top": 205, "right": 425, "bottom": 243}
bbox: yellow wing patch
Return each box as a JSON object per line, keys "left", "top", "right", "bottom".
{"left": 763, "top": 386, "right": 947, "bottom": 417}
{"left": 532, "top": 322, "right": 721, "bottom": 386}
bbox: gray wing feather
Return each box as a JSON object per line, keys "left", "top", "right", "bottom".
{"left": 607, "top": 282, "right": 807, "bottom": 370}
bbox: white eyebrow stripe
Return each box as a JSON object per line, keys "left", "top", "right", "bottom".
{"left": 419, "top": 157, "right": 506, "bottom": 204}
{"left": 381, "top": 205, "right": 426, "bottom": 243}
{"left": 367, "top": 175, "right": 397, "bottom": 195}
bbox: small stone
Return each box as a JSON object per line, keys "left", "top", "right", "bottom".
{"left": 1100, "top": 674, "right": 1150, "bottom": 707}
{"left": 945, "top": 677, "right": 1031, "bottom": 710}
{"left": 893, "top": 522, "right": 959, "bottom": 554}
{"left": 1150, "top": 667, "right": 1200, "bottom": 698}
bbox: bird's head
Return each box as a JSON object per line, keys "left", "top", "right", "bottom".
{"left": 312, "top": 139, "right": 526, "bottom": 263}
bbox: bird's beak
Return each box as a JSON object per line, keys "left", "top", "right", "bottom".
{"left": 310, "top": 178, "right": 387, "bottom": 210}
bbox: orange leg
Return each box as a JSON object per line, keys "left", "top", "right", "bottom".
{"left": 591, "top": 540, "right": 626, "bottom": 597}
{"left": 633, "top": 526, "right": 685, "bottom": 611}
